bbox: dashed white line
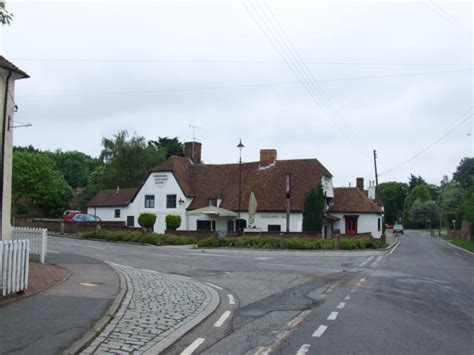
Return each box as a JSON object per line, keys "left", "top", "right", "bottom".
{"left": 344, "top": 294, "right": 351, "bottom": 300}
{"left": 360, "top": 278, "right": 366, "bottom": 282}
{"left": 228, "top": 294, "right": 236, "bottom": 305}
{"left": 337, "top": 302, "right": 346, "bottom": 309}
{"left": 180, "top": 337, "right": 205, "bottom": 355}
{"left": 312, "top": 325, "right": 328, "bottom": 337}
{"left": 371, "top": 255, "right": 384, "bottom": 267}
{"left": 296, "top": 344, "right": 311, "bottom": 354}
{"left": 327, "top": 311, "right": 338, "bottom": 320}
{"left": 47, "top": 250, "right": 59, "bottom": 254}
{"left": 387, "top": 240, "right": 401, "bottom": 256}
{"left": 254, "top": 347, "right": 272, "bottom": 355}
{"left": 213, "top": 310, "right": 231, "bottom": 327}
{"left": 359, "top": 256, "right": 375, "bottom": 267}
{"left": 205, "top": 282, "right": 223, "bottom": 290}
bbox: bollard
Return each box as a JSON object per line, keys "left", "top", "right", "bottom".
{"left": 60, "top": 221, "right": 65, "bottom": 235}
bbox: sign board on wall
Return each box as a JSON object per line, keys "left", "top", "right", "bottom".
{"left": 153, "top": 174, "right": 168, "bottom": 188}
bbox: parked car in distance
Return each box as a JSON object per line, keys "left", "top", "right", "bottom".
{"left": 63, "top": 210, "right": 81, "bottom": 221}
{"left": 385, "top": 223, "right": 393, "bottom": 229}
{"left": 393, "top": 223, "right": 404, "bottom": 235}
{"left": 72, "top": 213, "right": 102, "bottom": 222}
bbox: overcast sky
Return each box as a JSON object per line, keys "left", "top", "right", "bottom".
{"left": 1, "top": 0, "right": 472, "bottom": 187}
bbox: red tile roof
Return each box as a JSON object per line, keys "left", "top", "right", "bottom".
{"left": 328, "top": 187, "right": 383, "bottom": 214}
{"left": 151, "top": 156, "right": 332, "bottom": 212}
{"left": 87, "top": 187, "right": 138, "bottom": 207}
{"left": 0, "top": 56, "right": 29, "bottom": 78}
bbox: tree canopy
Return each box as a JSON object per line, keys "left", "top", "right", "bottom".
{"left": 148, "top": 137, "right": 184, "bottom": 159}
{"left": 0, "top": 2, "right": 13, "bottom": 25}
{"left": 378, "top": 182, "right": 408, "bottom": 224}
{"left": 453, "top": 157, "right": 474, "bottom": 188}
{"left": 48, "top": 150, "right": 100, "bottom": 188}
{"left": 12, "top": 151, "right": 72, "bottom": 217}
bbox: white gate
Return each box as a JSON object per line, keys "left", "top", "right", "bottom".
{"left": 0, "top": 239, "right": 30, "bottom": 296}
{"left": 11, "top": 226, "right": 47, "bottom": 263}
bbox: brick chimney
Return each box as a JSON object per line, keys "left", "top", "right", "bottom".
{"left": 260, "top": 149, "right": 277, "bottom": 167}
{"left": 356, "top": 177, "right": 364, "bottom": 191}
{"left": 184, "top": 141, "right": 202, "bottom": 164}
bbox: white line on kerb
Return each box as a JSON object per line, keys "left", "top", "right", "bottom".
{"left": 312, "top": 325, "right": 328, "bottom": 337}
{"left": 206, "top": 282, "right": 223, "bottom": 290}
{"left": 359, "top": 256, "right": 375, "bottom": 267}
{"left": 180, "top": 338, "right": 205, "bottom": 355}
{"left": 296, "top": 344, "right": 311, "bottom": 355}
{"left": 228, "top": 294, "right": 235, "bottom": 305}
{"left": 327, "top": 311, "right": 338, "bottom": 320}
{"left": 337, "top": 302, "right": 346, "bottom": 309}
{"left": 214, "top": 311, "right": 231, "bottom": 327}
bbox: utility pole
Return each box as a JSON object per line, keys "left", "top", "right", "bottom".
{"left": 373, "top": 149, "right": 379, "bottom": 201}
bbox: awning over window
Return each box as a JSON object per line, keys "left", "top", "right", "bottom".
{"left": 186, "top": 206, "right": 238, "bottom": 217}
{"left": 324, "top": 214, "right": 341, "bottom": 221}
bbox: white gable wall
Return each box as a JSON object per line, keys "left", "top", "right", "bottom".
{"left": 332, "top": 213, "right": 382, "bottom": 239}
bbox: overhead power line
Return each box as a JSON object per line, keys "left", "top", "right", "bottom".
{"left": 425, "top": 1, "right": 473, "bottom": 39}
{"left": 17, "top": 68, "right": 470, "bottom": 99}
{"left": 10, "top": 57, "right": 472, "bottom": 67}
{"left": 379, "top": 110, "right": 473, "bottom": 177}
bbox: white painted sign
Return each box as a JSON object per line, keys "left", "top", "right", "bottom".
{"left": 153, "top": 174, "right": 168, "bottom": 188}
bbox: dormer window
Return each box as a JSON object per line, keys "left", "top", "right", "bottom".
{"left": 208, "top": 198, "right": 218, "bottom": 207}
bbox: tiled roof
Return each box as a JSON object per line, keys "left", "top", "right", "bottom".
{"left": 151, "top": 156, "right": 332, "bottom": 212}
{"left": 328, "top": 187, "right": 383, "bottom": 214}
{"left": 87, "top": 187, "right": 138, "bottom": 207}
{"left": 0, "top": 56, "right": 29, "bottom": 78}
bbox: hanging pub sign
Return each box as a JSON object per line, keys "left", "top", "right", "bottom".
{"left": 285, "top": 173, "right": 291, "bottom": 199}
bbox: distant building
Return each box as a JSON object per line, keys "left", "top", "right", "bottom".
{"left": 0, "top": 56, "right": 29, "bottom": 240}
{"left": 88, "top": 142, "right": 383, "bottom": 238}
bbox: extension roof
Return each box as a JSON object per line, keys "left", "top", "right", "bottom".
{"left": 327, "top": 187, "right": 383, "bottom": 214}
{"left": 149, "top": 155, "right": 332, "bottom": 212}
{"left": 87, "top": 187, "right": 138, "bottom": 207}
{"left": 0, "top": 56, "right": 29, "bottom": 78}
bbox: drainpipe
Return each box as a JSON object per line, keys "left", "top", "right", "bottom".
{"left": 0, "top": 69, "right": 12, "bottom": 237}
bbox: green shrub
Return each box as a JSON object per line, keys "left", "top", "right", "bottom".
{"left": 284, "top": 238, "right": 307, "bottom": 249}
{"left": 320, "top": 239, "right": 336, "bottom": 249}
{"left": 198, "top": 237, "right": 221, "bottom": 248}
{"left": 16, "top": 202, "right": 30, "bottom": 216}
{"left": 339, "top": 239, "right": 358, "bottom": 250}
{"left": 165, "top": 215, "right": 182, "bottom": 230}
{"left": 141, "top": 234, "right": 159, "bottom": 245}
{"left": 138, "top": 213, "right": 157, "bottom": 231}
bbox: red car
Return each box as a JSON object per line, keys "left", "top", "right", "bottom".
{"left": 63, "top": 210, "right": 81, "bottom": 221}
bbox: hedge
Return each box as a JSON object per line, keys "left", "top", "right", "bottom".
{"left": 79, "top": 230, "right": 196, "bottom": 246}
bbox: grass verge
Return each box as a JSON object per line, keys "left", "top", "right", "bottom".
{"left": 449, "top": 239, "right": 474, "bottom": 252}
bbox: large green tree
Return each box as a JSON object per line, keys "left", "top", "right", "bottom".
{"left": 12, "top": 151, "right": 72, "bottom": 217}
{"left": 302, "top": 185, "right": 325, "bottom": 232}
{"left": 378, "top": 181, "right": 408, "bottom": 224}
{"left": 408, "top": 174, "right": 427, "bottom": 192}
{"left": 99, "top": 130, "right": 166, "bottom": 189}
{"left": 408, "top": 199, "right": 439, "bottom": 229}
{"left": 403, "top": 184, "right": 431, "bottom": 225}
{"left": 48, "top": 150, "right": 100, "bottom": 188}
{"left": 0, "top": 1, "right": 13, "bottom": 25}
{"left": 148, "top": 137, "right": 184, "bottom": 159}
{"left": 453, "top": 157, "right": 474, "bottom": 188}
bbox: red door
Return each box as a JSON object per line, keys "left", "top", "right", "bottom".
{"left": 345, "top": 217, "right": 358, "bottom": 235}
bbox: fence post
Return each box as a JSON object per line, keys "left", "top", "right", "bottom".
{"left": 41, "top": 229, "right": 47, "bottom": 264}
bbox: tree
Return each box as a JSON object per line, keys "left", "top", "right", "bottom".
{"left": 302, "top": 185, "right": 325, "bottom": 232}
{"left": 408, "top": 174, "right": 426, "bottom": 192}
{"left": 408, "top": 199, "right": 439, "bottom": 229}
{"left": 148, "top": 137, "right": 184, "bottom": 159}
{"left": 99, "top": 130, "right": 166, "bottom": 189}
{"left": 403, "top": 184, "right": 431, "bottom": 225}
{"left": 12, "top": 151, "right": 72, "bottom": 217}
{"left": 165, "top": 215, "right": 181, "bottom": 230}
{"left": 49, "top": 150, "right": 100, "bottom": 188}
{"left": 0, "top": 1, "right": 13, "bottom": 25}
{"left": 378, "top": 182, "right": 408, "bottom": 224}
{"left": 138, "top": 212, "right": 157, "bottom": 232}
{"left": 453, "top": 157, "right": 474, "bottom": 188}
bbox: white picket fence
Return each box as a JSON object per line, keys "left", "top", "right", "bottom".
{"left": 0, "top": 239, "right": 30, "bottom": 296}
{"left": 11, "top": 226, "right": 48, "bottom": 263}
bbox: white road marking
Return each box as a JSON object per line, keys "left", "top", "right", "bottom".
{"left": 47, "top": 250, "right": 59, "bottom": 254}
{"left": 254, "top": 347, "right": 272, "bottom": 355}
{"left": 255, "top": 257, "right": 274, "bottom": 260}
{"left": 359, "top": 256, "right": 375, "bottom": 267}
{"left": 205, "top": 282, "right": 223, "bottom": 290}
{"left": 327, "top": 311, "right": 338, "bottom": 320}
{"left": 228, "top": 294, "right": 236, "bottom": 305}
{"left": 344, "top": 294, "right": 351, "bottom": 300}
{"left": 296, "top": 344, "right": 311, "bottom": 355}
{"left": 387, "top": 240, "right": 401, "bottom": 256}
{"left": 180, "top": 338, "right": 205, "bottom": 355}
{"left": 371, "top": 255, "right": 384, "bottom": 267}
{"left": 312, "top": 325, "right": 328, "bottom": 337}
{"left": 213, "top": 311, "right": 231, "bottom": 327}
{"left": 360, "top": 278, "right": 366, "bottom": 282}
{"left": 337, "top": 302, "right": 346, "bottom": 309}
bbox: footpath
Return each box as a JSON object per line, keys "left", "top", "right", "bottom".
{"left": 0, "top": 253, "right": 219, "bottom": 355}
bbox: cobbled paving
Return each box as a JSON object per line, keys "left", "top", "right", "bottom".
{"left": 82, "top": 263, "right": 211, "bottom": 354}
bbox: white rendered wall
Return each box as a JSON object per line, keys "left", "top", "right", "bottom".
{"left": 332, "top": 213, "right": 382, "bottom": 239}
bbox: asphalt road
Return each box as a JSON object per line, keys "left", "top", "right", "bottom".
{"left": 47, "top": 231, "right": 473, "bottom": 355}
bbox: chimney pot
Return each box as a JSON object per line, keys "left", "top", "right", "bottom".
{"left": 356, "top": 177, "right": 364, "bottom": 191}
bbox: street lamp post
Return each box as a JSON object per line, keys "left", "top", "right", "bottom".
{"left": 237, "top": 139, "right": 244, "bottom": 235}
